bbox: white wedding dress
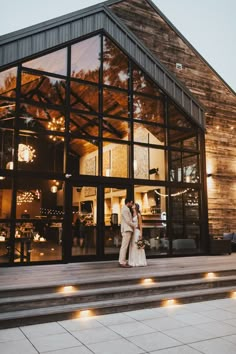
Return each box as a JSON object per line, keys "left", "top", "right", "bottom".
{"left": 128, "top": 215, "right": 147, "bottom": 267}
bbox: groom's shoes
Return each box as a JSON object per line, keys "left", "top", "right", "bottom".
{"left": 119, "top": 263, "right": 132, "bottom": 268}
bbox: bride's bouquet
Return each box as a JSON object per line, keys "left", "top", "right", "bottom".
{"left": 136, "top": 239, "right": 150, "bottom": 249}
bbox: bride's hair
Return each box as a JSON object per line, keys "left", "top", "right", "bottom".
{"left": 135, "top": 203, "right": 141, "bottom": 214}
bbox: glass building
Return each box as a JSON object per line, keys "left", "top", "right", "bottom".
{"left": 0, "top": 3, "right": 208, "bottom": 265}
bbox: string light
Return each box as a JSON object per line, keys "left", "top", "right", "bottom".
{"left": 154, "top": 188, "right": 189, "bottom": 198}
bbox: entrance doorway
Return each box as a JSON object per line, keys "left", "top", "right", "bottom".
{"left": 103, "top": 186, "right": 129, "bottom": 256}
{"left": 71, "top": 185, "right": 97, "bottom": 258}
{"left": 71, "top": 184, "right": 130, "bottom": 260}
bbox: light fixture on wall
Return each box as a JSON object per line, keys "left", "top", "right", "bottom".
{"left": 207, "top": 173, "right": 213, "bottom": 178}
{"left": 149, "top": 168, "right": 159, "bottom": 175}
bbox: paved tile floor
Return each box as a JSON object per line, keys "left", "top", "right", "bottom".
{"left": 1, "top": 298, "right": 236, "bottom": 353}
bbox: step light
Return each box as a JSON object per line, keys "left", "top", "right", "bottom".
{"left": 163, "top": 299, "right": 176, "bottom": 307}
{"left": 205, "top": 272, "right": 216, "bottom": 279}
{"left": 62, "top": 285, "right": 75, "bottom": 293}
{"left": 78, "top": 310, "right": 92, "bottom": 318}
{"left": 142, "top": 278, "right": 154, "bottom": 285}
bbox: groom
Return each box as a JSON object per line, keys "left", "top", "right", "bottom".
{"left": 118, "top": 198, "right": 135, "bottom": 268}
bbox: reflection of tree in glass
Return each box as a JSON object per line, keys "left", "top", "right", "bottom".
{"left": 21, "top": 73, "right": 66, "bottom": 106}
{"left": 103, "top": 37, "right": 128, "bottom": 89}
{"left": 70, "top": 82, "right": 98, "bottom": 113}
{"left": 0, "top": 69, "right": 17, "bottom": 96}
{"left": 71, "top": 69, "right": 99, "bottom": 83}
{"left": 71, "top": 36, "right": 100, "bottom": 83}
{"left": 133, "top": 94, "right": 164, "bottom": 125}
{"left": 133, "top": 64, "right": 161, "bottom": 97}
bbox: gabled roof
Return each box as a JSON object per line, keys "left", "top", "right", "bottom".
{"left": 143, "top": 0, "right": 235, "bottom": 96}
{"left": 0, "top": 0, "right": 204, "bottom": 129}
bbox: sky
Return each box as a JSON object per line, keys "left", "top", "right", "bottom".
{"left": 0, "top": 0, "right": 235, "bottom": 92}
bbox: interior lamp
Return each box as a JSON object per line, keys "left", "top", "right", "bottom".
{"left": 18, "top": 143, "right": 36, "bottom": 163}
{"left": 50, "top": 185, "right": 58, "bottom": 193}
{"left": 6, "top": 161, "right": 14, "bottom": 170}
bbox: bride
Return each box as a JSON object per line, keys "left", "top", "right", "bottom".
{"left": 128, "top": 203, "right": 147, "bottom": 267}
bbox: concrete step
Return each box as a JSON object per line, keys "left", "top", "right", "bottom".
{"left": 0, "top": 285, "right": 235, "bottom": 329}
{"left": 1, "top": 268, "right": 236, "bottom": 297}
{"left": 1, "top": 268, "right": 236, "bottom": 329}
{"left": 1, "top": 274, "right": 236, "bottom": 312}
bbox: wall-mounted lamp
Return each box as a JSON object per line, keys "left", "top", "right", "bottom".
{"left": 149, "top": 168, "right": 159, "bottom": 175}
{"left": 207, "top": 173, "right": 213, "bottom": 178}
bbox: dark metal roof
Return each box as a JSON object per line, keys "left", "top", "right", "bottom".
{"left": 0, "top": 0, "right": 205, "bottom": 129}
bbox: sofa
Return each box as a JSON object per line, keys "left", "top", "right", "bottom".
{"left": 223, "top": 232, "right": 236, "bottom": 252}
{"left": 172, "top": 238, "right": 197, "bottom": 254}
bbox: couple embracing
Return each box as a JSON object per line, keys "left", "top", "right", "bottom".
{"left": 118, "top": 198, "right": 147, "bottom": 268}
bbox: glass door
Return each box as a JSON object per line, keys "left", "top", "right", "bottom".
{"left": 71, "top": 184, "right": 130, "bottom": 260}
{"left": 103, "top": 186, "right": 130, "bottom": 256}
{"left": 71, "top": 185, "right": 97, "bottom": 257}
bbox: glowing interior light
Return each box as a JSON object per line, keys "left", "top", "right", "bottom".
{"left": 39, "top": 252, "right": 44, "bottom": 256}
{"left": 231, "top": 292, "right": 236, "bottom": 299}
{"left": 50, "top": 185, "right": 58, "bottom": 193}
{"left": 18, "top": 143, "right": 36, "bottom": 163}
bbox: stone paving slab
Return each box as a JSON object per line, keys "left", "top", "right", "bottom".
{"left": 1, "top": 298, "right": 236, "bottom": 353}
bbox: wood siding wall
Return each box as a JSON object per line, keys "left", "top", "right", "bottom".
{"left": 110, "top": 0, "right": 236, "bottom": 238}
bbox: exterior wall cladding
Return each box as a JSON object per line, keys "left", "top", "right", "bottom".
{"left": 110, "top": 0, "right": 236, "bottom": 238}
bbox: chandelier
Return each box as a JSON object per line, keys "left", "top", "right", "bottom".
{"left": 48, "top": 117, "right": 65, "bottom": 141}
{"left": 18, "top": 143, "right": 36, "bottom": 163}
{"left": 17, "top": 190, "right": 40, "bottom": 205}
{"left": 17, "top": 191, "right": 34, "bottom": 205}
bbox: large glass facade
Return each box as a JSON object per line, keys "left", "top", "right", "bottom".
{"left": 0, "top": 33, "right": 205, "bottom": 265}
